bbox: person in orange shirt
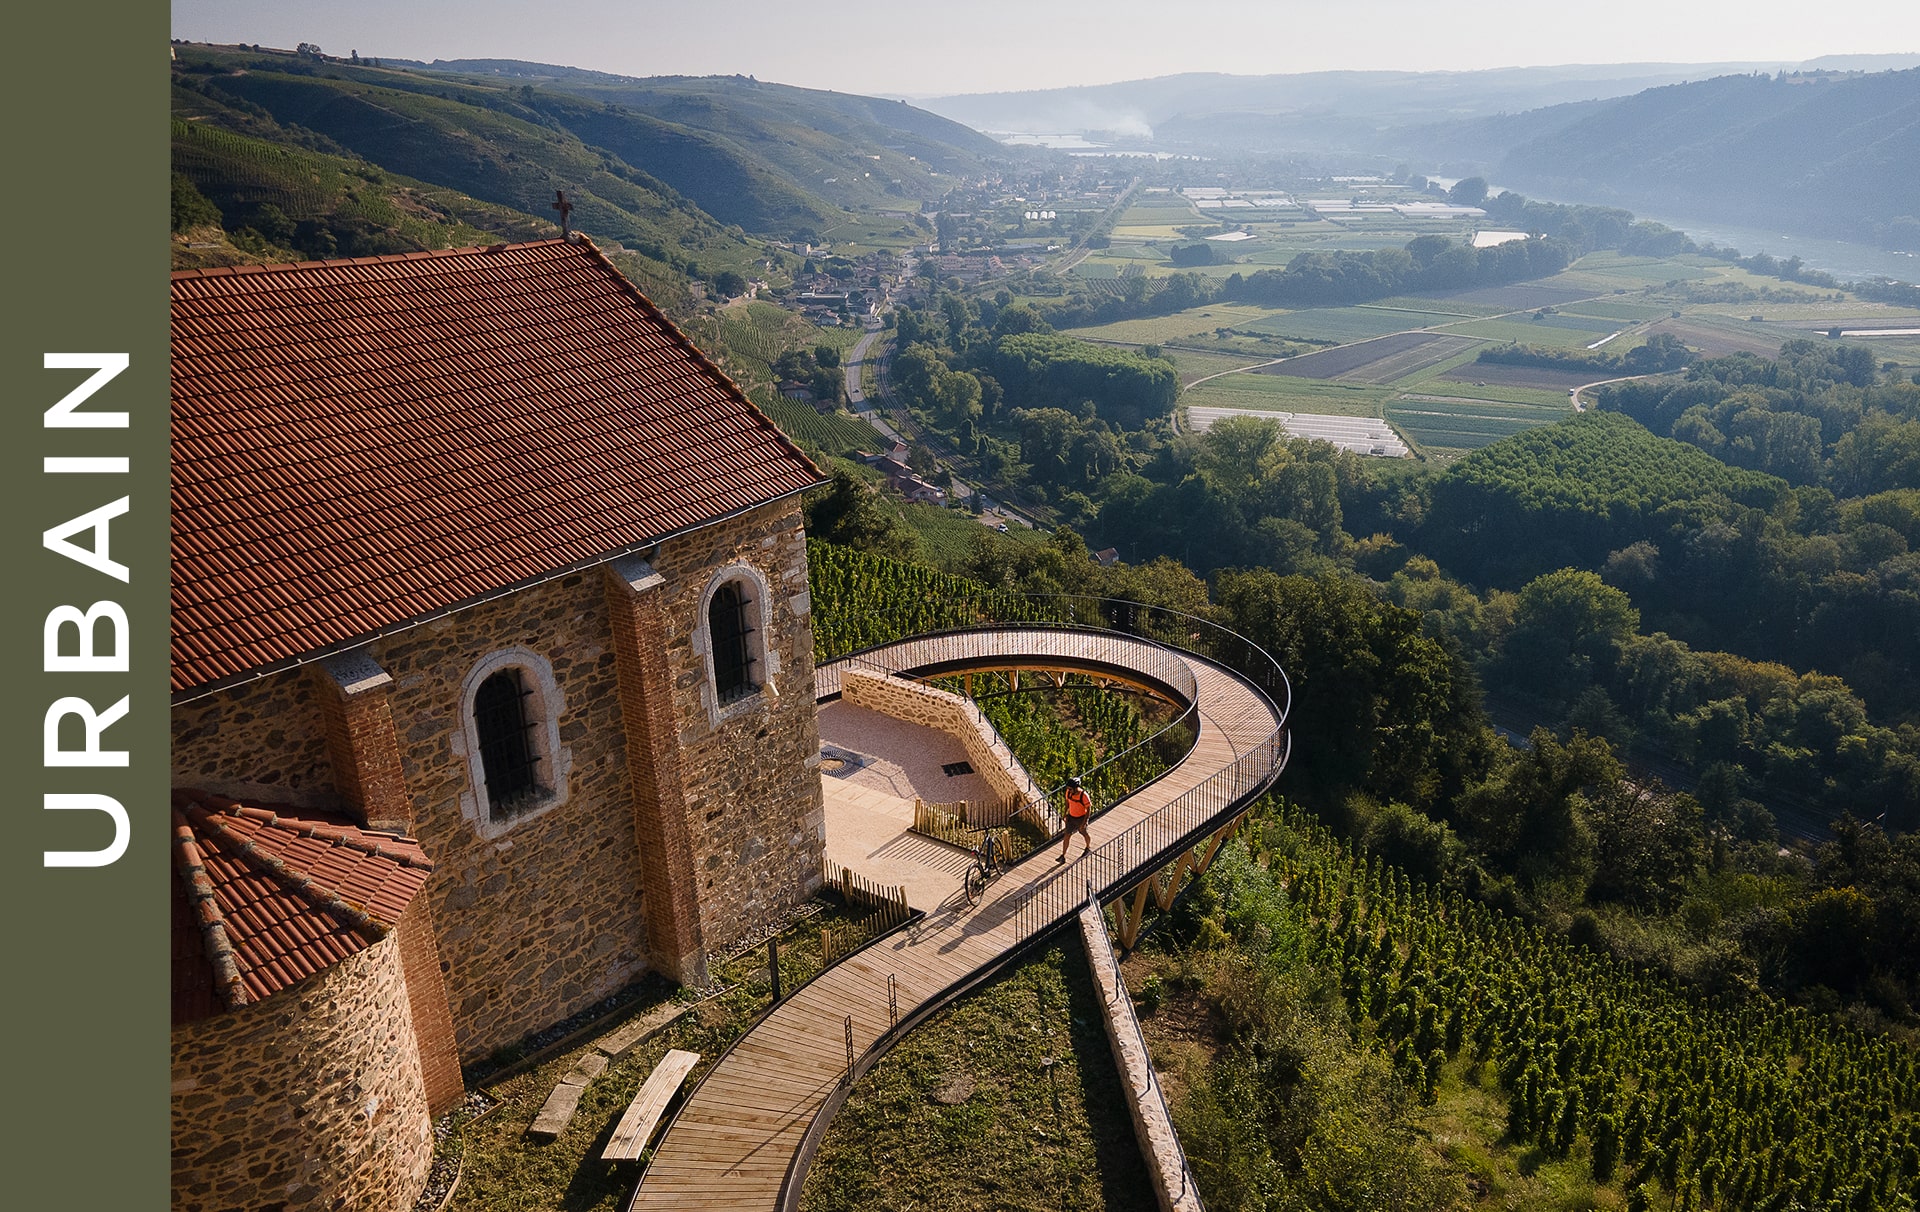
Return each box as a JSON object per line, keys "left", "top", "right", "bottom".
{"left": 1057, "top": 775, "right": 1093, "bottom": 864}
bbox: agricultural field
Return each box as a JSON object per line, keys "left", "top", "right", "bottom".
{"left": 1063, "top": 302, "right": 1283, "bottom": 345}
{"left": 1179, "top": 372, "right": 1395, "bottom": 418}
{"left": 1554, "top": 298, "right": 1674, "bottom": 322}
{"left": 1387, "top": 398, "right": 1568, "bottom": 457}
{"left": 1255, "top": 332, "right": 1473, "bottom": 381}
{"left": 1639, "top": 314, "right": 1797, "bottom": 358}
{"left": 1243, "top": 307, "right": 1439, "bottom": 343}
{"left": 814, "top": 215, "right": 926, "bottom": 254}
{"left": 759, "top": 399, "right": 889, "bottom": 459}
{"left": 1436, "top": 361, "right": 1604, "bottom": 393}
{"left": 1163, "top": 348, "right": 1268, "bottom": 386}
{"left": 1367, "top": 295, "right": 1505, "bottom": 318}
{"left": 1408, "top": 281, "right": 1598, "bottom": 310}
{"left": 1054, "top": 236, "right": 1910, "bottom": 467}
{"left": 1437, "top": 316, "right": 1645, "bottom": 351}
{"left": 899, "top": 502, "right": 1046, "bottom": 565}
{"left": 1186, "top": 406, "right": 1409, "bottom": 456}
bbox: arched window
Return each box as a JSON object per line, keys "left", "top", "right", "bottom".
{"left": 694, "top": 564, "right": 776, "bottom": 726}
{"left": 458, "top": 648, "right": 570, "bottom": 835}
{"left": 709, "top": 581, "right": 756, "bottom": 705}
{"left": 473, "top": 668, "right": 541, "bottom": 818}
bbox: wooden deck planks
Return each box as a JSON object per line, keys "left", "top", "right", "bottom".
{"left": 629, "top": 628, "right": 1287, "bottom": 1211}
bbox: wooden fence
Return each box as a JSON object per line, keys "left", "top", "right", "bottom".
{"left": 911, "top": 797, "right": 1030, "bottom": 852}
{"left": 819, "top": 859, "right": 911, "bottom": 964}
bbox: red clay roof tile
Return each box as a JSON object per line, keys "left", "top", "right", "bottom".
{"left": 170, "top": 790, "right": 434, "bottom": 1026}
{"left": 171, "top": 239, "right": 822, "bottom": 697}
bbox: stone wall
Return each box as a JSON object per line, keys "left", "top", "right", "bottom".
{"left": 171, "top": 935, "right": 433, "bottom": 1212}
{"left": 375, "top": 570, "right": 649, "bottom": 1060}
{"left": 169, "top": 500, "right": 830, "bottom": 1058}
{"left": 171, "top": 672, "right": 339, "bottom": 812}
{"left": 645, "top": 499, "right": 826, "bottom": 953}
{"left": 840, "top": 668, "right": 1041, "bottom": 813}
{"left": 1077, "top": 903, "right": 1202, "bottom": 1212}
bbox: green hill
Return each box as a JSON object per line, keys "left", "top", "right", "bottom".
{"left": 173, "top": 46, "right": 763, "bottom": 279}
{"left": 510, "top": 72, "right": 1008, "bottom": 218}
{"left": 389, "top": 57, "right": 1007, "bottom": 225}
{"left": 1496, "top": 69, "right": 1920, "bottom": 248}
{"left": 1422, "top": 411, "right": 1790, "bottom": 587}
{"left": 519, "top": 94, "right": 841, "bottom": 235}
{"left": 171, "top": 106, "right": 549, "bottom": 248}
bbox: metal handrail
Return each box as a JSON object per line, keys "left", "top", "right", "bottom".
{"left": 812, "top": 592, "right": 1292, "bottom": 843}
{"left": 819, "top": 627, "right": 1203, "bottom": 836}
{"left": 1009, "top": 728, "right": 1291, "bottom": 939}
{"left": 814, "top": 591, "right": 1291, "bottom": 723}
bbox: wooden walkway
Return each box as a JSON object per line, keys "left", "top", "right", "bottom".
{"left": 630, "top": 626, "right": 1288, "bottom": 1211}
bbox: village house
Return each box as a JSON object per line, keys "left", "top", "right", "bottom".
{"left": 168, "top": 237, "right": 829, "bottom": 1212}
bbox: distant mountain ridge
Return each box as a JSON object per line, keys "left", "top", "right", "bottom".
{"left": 172, "top": 45, "right": 1005, "bottom": 250}
{"left": 913, "top": 60, "right": 1920, "bottom": 145}
{"left": 1492, "top": 69, "right": 1920, "bottom": 246}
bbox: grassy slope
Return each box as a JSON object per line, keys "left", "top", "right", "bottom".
{"left": 534, "top": 74, "right": 1007, "bottom": 214}
{"left": 175, "top": 48, "right": 763, "bottom": 277}
{"left": 528, "top": 93, "right": 843, "bottom": 233}
{"left": 800, "top": 944, "right": 1156, "bottom": 1212}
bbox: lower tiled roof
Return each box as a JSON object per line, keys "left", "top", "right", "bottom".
{"left": 170, "top": 239, "right": 823, "bottom": 698}
{"left": 170, "top": 789, "right": 433, "bottom": 1026}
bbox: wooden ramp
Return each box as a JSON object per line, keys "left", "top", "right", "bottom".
{"left": 631, "top": 625, "right": 1289, "bottom": 1211}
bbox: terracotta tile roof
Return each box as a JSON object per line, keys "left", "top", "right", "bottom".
{"left": 170, "top": 239, "right": 823, "bottom": 697}
{"left": 170, "top": 789, "right": 433, "bottom": 1026}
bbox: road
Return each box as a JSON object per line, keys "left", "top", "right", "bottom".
{"left": 844, "top": 322, "right": 906, "bottom": 445}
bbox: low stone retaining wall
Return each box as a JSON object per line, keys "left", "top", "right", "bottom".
{"left": 1078, "top": 901, "right": 1203, "bottom": 1212}
{"left": 839, "top": 668, "right": 1053, "bottom": 829}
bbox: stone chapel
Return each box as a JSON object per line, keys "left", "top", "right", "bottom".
{"left": 168, "top": 238, "right": 829, "bottom": 1211}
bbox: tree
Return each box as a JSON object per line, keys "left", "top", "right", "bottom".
{"left": 1448, "top": 177, "right": 1490, "bottom": 207}
{"left": 712, "top": 270, "right": 747, "bottom": 299}
{"left": 1456, "top": 728, "right": 1618, "bottom": 887}
{"left": 1497, "top": 569, "right": 1640, "bottom": 704}
{"left": 803, "top": 471, "right": 916, "bottom": 560}
{"left": 170, "top": 173, "right": 221, "bottom": 234}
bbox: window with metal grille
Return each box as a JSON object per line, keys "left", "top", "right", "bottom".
{"left": 709, "top": 581, "right": 757, "bottom": 705}
{"left": 474, "top": 668, "right": 541, "bottom": 817}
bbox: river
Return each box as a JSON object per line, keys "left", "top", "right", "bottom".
{"left": 1634, "top": 211, "right": 1919, "bottom": 285}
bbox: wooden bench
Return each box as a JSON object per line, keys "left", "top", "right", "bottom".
{"left": 602, "top": 1049, "right": 701, "bottom": 1161}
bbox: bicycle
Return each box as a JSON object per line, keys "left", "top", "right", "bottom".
{"left": 963, "top": 827, "right": 1008, "bottom": 906}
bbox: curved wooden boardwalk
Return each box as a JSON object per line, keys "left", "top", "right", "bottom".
{"left": 631, "top": 626, "right": 1289, "bottom": 1211}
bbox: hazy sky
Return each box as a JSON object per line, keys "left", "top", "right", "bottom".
{"left": 171, "top": 0, "right": 1920, "bottom": 97}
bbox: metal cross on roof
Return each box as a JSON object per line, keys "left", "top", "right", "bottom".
{"left": 552, "top": 189, "right": 573, "bottom": 237}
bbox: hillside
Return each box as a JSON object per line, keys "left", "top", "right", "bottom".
{"left": 173, "top": 46, "right": 766, "bottom": 280}
{"left": 172, "top": 44, "right": 1009, "bottom": 253}
{"left": 517, "top": 73, "right": 1009, "bottom": 216}
{"left": 1420, "top": 411, "right": 1790, "bottom": 587}
{"left": 1494, "top": 69, "right": 1920, "bottom": 248}
{"left": 403, "top": 59, "right": 1009, "bottom": 220}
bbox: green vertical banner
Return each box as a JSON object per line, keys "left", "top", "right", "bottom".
{"left": 3, "top": 4, "right": 169, "bottom": 1206}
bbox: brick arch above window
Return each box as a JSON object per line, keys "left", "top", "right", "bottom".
{"left": 455, "top": 647, "right": 571, "bottom": 838}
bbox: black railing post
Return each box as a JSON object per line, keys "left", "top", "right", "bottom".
{"left": 769, "top": 937, "right": 782, "bottom": 1003}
